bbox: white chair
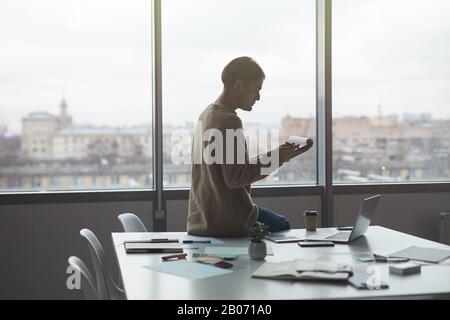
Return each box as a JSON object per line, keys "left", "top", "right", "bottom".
{"left": 80, "top": 228, "right": 126, "bottom": 300}
{"left": 118, "top": 212, "right": 147, "bottom": 232}
{"left": 67, "top": 256, "right": 98, "bottom": 300}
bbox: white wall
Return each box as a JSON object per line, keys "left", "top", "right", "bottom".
{"left": 334, "top": 193, "right": 450, "bottom": 241}
{"left": 0, "top": 201, "right": 153, "bottom": 299}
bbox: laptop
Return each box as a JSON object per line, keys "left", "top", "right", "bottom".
{"left": 303, "top": 194, "right": 381, "bottom": 244}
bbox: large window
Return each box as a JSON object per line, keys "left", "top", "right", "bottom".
{"left": 333, "top": 0, "right": 450, "bottom": 183}
{"left": 162, "top": 0, "right": 317, "bottom": 188}
{"left": 2, "top": 0, "right": 450, "bottom": 196}
{"left": 0, "top": 0, "right": 153, "bottom": 191}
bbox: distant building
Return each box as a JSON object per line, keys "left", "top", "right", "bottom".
{"left": 21, "top": 111, "right": 60, "bottom": 159}
{"left": 281, "top": 113, "right": 450, "bottom": 182}
{"left": 0, "top": 99, "right": 154, "bottom": 191}
{"left": 1, "top": 104, "right": 449, "bottom": 191}
{"left": 21, "top": 99, "right": 152, "bottom": 160}
{"left": 52, "top": 125, "right": 151, "bottom": 160}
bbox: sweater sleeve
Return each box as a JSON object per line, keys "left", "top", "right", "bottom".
{"left": 218, "top": 116, "right": 281, "bottom": 189}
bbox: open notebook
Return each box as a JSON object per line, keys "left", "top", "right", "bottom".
{"left": 252, "top": 259, "right": 352, "bottom": 281}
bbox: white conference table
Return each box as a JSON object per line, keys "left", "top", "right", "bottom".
{"left": 112, "top": 226, "right": 450, "bottom": 300}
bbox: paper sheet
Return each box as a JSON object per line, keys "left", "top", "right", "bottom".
{"left": 286, "top": 136, "right": 312, "bottom": 146}
{"left": 388, "top": 246, "right": 450, "bottom": 263}
{"left": 204, "top": 246, "right": 249, "bottom": 258}
{"left": 143, "top": 260, "right": 232, "bottom": 280}
{"left": 204, "top": 245, "right": 274, "bottom": 258}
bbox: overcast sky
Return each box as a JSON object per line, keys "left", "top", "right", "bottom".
{"left": 1, "top": 0, "right": 449, "bottom": 134}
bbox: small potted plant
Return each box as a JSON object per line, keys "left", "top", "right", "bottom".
{"left": 248, "top": 222, "right": 270, "bottom": 260}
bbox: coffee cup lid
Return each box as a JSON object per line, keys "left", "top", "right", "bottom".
{"left": 304, "top": 210, "right": 319, "bottom": 216}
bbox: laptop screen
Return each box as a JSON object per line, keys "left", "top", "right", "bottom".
{"left": 349, "top": 194, "right": 381, "bottom": 241}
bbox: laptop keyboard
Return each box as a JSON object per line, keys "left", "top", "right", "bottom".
{"left": 325, "top": 231, "right": 350, "bottom": 241}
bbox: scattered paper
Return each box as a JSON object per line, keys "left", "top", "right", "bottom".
{"left": 204, "top": 245, "right": 273, "bottom": 258}
{"left": 143, "top": 260, "right": 233, "bottom": 280}
{"left": 286, "top": 136, "right": 312, "bottom": 146}
{"left": 204, "top": 246, "right": 249, "bottom": 258}
{"left": 389, "top": 246, "right": 450, "bottom": 263}
{"left": 299, "top": 252, "right": 325, "bottom": 261}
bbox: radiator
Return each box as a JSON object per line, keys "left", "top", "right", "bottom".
{"left": 439, "top": 212, "right": 450, "bottom": 245}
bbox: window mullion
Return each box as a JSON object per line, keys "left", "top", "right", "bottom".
{"left": 316, "top": 0, "right": 333, "bottom": 227}
{"left": 152, "top": 0, "right": 166, "bottom": 231}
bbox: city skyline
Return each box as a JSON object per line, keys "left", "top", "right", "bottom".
{"left": 1, "top": 98, "right": 448, "bottom": 191}
{"left": 1, "top": 98, "right": 447, "bottom": 136}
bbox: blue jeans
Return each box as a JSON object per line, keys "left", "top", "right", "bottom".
{"left": 257, "top": 207, "right": 290, "bottom": 233}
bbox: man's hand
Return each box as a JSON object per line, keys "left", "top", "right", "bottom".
{"left": 279, "top": 140, "right": 314, "bottom": 164}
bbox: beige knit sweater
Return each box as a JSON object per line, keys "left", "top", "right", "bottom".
{"left": 187, "top": 104, "right": 282, "bottom": 237}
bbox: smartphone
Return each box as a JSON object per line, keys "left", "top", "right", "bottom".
{"left": 298, "top": 241, "right": 335, "bottom": 247}
{"left": 214, "top": 261, "right": 234, "bottom": 269}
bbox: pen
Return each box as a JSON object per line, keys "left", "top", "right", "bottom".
{"left": 182, "top": 240, "right": 212, "bottom": 244}
{"left": 161, "top": 253, "right": 187, "bottom": 261}
{"left": 373, "top": 254, "right": 409, "bottom": 263}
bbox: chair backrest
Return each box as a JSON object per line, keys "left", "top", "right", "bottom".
{"left": 80, "top": 228, "right": 125, "bottom": 300}
{"left": 68, "top": 256, "right": 98, "bottom": 300}
{"left": 118, "top": 213, "right": 147, "bottom": 232}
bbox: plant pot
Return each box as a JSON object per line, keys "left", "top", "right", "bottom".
{"left": 248, "top": 240, "right": 267, "bottom": 260}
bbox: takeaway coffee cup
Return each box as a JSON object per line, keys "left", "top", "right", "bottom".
{"left": 304, "top": 210, "right": 319, "bottom": 231}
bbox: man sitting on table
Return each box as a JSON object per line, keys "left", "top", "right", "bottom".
{"left": 187, "top": 57, "right": 313, "bottom": 237}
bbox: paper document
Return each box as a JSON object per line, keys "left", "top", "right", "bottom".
{"left": 204, "top": 245, "right": 273, "bottom": 258}
{"left": 143, "top": 260, "right": 233, "bottom": 280}
{"left": 286, "top": 136, "right": 313, "bottom": 147}
{"left": 388, "top": 246, "right": 450, "bottom": 263}
{"left": 204, "top": 246, "right": 249, "bottom": 259}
